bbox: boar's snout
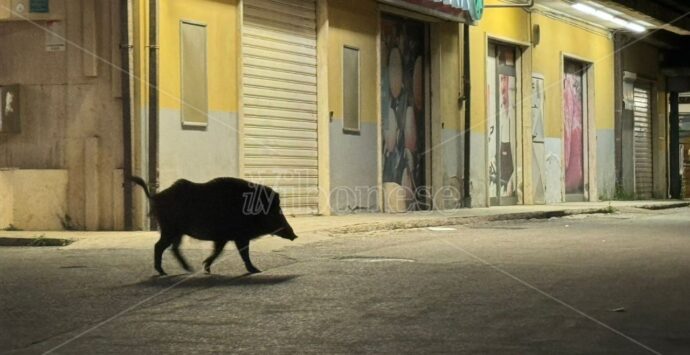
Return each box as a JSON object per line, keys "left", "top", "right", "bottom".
{"left": 273, "top": 213, "right": 298, "bottom": 241}
{"left": 276, "top": 225, "right": 298, "bottom": 241}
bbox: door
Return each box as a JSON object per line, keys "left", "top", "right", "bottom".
{"left": 563, "top": 59, "right": 588, "bottom": 201}
{"left": 241, "top": 0, "right": 319, "bottom": 215}
{"left": 633, "top": 85, "right": 653, "bottom": 199}
{"left": 381, "top": 14, "right": 428, "bottom": 212}
{"left": 488, "top": 43, "right": 518, "bottom": 206}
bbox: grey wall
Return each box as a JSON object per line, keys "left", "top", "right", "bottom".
{"left": 158, "top": 109, "right": 238, "bottom": 189}
{"left": 597, "top": 128, "right": 616, "bottom": 199}
{"left": 469, "top": 131, "right": 487, "bottom": 207}
{"left": 329, "top": 119, "right": 378, "bottom": 214}
{"left": 544, "top": 138, "right": 563, "bottom": 204}
{"left": 441, "top": 128, "right": 463, "bottom": 209}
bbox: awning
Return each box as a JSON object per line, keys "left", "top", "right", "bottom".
{"left": 380, "top": 0, "right": 484, "bottom": 22}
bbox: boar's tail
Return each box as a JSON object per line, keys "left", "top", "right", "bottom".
{"left": 129, "top": 176, "right": 152, "bottom": 199}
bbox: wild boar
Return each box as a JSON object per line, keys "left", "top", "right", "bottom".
{"left": 130, "top": 176, "right": 298, "bottom": 276}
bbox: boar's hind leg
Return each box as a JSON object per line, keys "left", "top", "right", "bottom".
{"left": 154, "top": 237, "right": 172, "bottom": 276}
{"left": 235, "top": 239, "right": 260, "bottom": 274}
{"left": 202, "top": 240, "right": 227, "bottom": 274}
{"left": 171, "top": 236, "right": 192, "bottom": 272}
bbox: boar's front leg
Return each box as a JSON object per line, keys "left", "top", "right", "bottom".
{"left": 171, "top": 235, "right": 192, "bottom": 273}
{"left": 235, "top": 239, "right": 260, "bottom": 273}
{"left": 202, "top": 240, "right": 227, "bottom": 274}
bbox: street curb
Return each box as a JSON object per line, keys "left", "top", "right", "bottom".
{"left": 635, "top": 201, "right": 690, "bottom": 210}
{"left": 326, "top": 207, "right": 613, "bottom": 235}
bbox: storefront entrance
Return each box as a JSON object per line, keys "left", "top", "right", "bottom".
{"left": 381, "top": 14, "right": 429, "bottom": 212}
{"left": 563, "top": 59, "right": 589, "bottom": 201}
{"left": 487, "top": 43, "right": 518, "bottom": 206}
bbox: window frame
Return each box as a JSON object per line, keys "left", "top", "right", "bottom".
{"left": 342, "top": 45, "right": 361, "bottom": 135}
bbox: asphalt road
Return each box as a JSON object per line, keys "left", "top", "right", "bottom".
{"left": 1, "top": 207, "right": 689, "bottom": 354}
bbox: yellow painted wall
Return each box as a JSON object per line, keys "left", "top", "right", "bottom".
{"left": 159, "top": 0, "right": 238, "bottom": 112}
{"left": 437, "top": 21, "right": 462, "bottom": 131}
{"left": 469, "top": 5, "right": 530, "bottom": 134}
{"left": 531, "top": 12, "right": 614, "bottom": 135}
{"left": 327, "top": 0, "right": 378, "bottom": 124}
{"left": 470, "top": 5, "right": 615, "bottom": 136}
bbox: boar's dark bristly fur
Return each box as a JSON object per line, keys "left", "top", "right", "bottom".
{"left": 130, "top": 176, "right": 298, "bottom": 276}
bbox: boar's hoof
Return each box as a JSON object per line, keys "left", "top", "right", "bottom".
{"left": 203, "top": 262, "right": 212, "bottom": 274}
{"left": 246, "top": 265, "right": 261, "bottom": 274}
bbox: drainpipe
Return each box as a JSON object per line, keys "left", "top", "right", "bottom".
{"left": 148, "top": 0, "right": 159, "bottom": 229}
{"left": 120, "top": 0, "right": 133, "bottom": 230}
{"left": 484, "top": 0, "right": 534, "bottom": 8}
{"left": 613, "top": 33, "right": 624, "bottom": 194}
{"left": 462, "top": 23, "right": 472, "bottom": 208}
{"left": 669, "top": 91, "right": 681, "bottom": 199}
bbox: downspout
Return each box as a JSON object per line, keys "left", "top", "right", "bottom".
{"left": 613, "top": 33, "right": 624, "bottom": 195}
{"left": 484, "top": 0, "right": 534, "bottom": 8}
{"left": 669, "top": 91, "right": 681, "bottom": 199}
{"left": 462, "top": 23, "right": 472, "bottom": 208}
{"left": 148, "top": 0, "right": 159, "bottom": 229}
{"left": 120, "top": 0, "right": 134, "bottom": 230}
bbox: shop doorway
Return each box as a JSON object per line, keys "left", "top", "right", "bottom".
{"left": 563, "top": 59, "right": 590, "bottom": 201}
{"left": 381, "top": 14, "right": 429, "bottom": 212}
{"left": 487, "top": 43, "right": 518, "bottom": 206}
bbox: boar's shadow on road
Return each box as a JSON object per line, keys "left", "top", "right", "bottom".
{"left": 127, "top": 274, "right": 300, "bottom": 289}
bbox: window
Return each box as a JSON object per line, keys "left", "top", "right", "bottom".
{"left": 180, "top": 20, "right": 208, "bottom": 127}
{"left": 343, "top": 46, "right": 360, "bottom": 133}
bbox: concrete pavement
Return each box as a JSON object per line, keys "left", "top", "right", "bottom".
{"left": 1, "top": 200, "right": 688, "bottom": 252}
{"left": 1, "top": 206, "right": 689, "bottom": 353}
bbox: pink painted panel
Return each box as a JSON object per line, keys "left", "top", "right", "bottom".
{"left": 564, "top": 62, "right": 584, "bottom": 194}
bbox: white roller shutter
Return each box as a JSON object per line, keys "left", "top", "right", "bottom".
{"left": 633, "top": 86, "right": 653, "bottom": 199}
{"left": 242, "top": 0, "right": 319, "bottom": 215}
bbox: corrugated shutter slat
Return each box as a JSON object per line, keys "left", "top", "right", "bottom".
{"left": 633, "top": 87, "right": 653, "bottom": 199}
{"left": 242, "top": 0, "right": 319, "bottom": 215}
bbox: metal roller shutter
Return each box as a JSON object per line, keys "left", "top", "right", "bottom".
{"left": 633, "top": 86, "right": 653, "bottom": 199}
{"left": 242, "top": 0, "right": 319, "bottom": 215}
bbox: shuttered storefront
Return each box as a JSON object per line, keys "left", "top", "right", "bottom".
{"left": 242, "top": 0, "right": 319, "bottom": 215}
{"left": 633, "top": 86, "right": 653, "bottom": 199}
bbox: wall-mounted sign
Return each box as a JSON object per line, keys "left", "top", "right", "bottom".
{"left": 30, "top": 0, "right": 50, "bottom": 13}
{"left": 45, "top": 21, "right": 65, "bottom": 52}
{"left": 380, "top": 0, "right": 483, "bottom": 22}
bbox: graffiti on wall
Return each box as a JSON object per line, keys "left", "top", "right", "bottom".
{"left": 564, "top": 61, "right": 584, "bottom": 194}
{"left": 488, "top": 45, "right": 517, "bottom": 201}
{"left": 531, "top": 75, "right": 546, "bottom": 204}
{"left": 381, "top": 15, "right": 426, "bottom": 211}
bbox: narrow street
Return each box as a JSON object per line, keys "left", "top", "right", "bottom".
{"left": 1, "top": 207, "right": 688, "bottom": 354}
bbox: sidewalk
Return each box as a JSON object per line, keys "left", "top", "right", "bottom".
{"left": 1, "top": 200, "right": 687, "bottom": 252}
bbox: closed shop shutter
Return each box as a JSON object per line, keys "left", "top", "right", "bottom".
{"left": 242, "top": 0, "right": 319, "bottom": 215}
{"left": 633, "top": 86, "right": 653, "bottom": 199}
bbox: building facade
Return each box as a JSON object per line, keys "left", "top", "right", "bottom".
{"left": 0, "top": 0, "right": 126, "bottom": 230}
{"left": 1, "top": 0, "right": 688, "bottom": 231}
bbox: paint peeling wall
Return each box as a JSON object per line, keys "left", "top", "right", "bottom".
{"left": 0, "top": 0, "right": 126, "bottom": 230}
{"left": 156, "top": 0, "right": 239, "bottom": 190}
{"left": 327, "top": 0, "right": 379, "bottom": 213}
{"left": 469, "top": 2, "right": 615, "bottom": 206}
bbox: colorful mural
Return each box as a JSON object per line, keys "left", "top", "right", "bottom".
{"left": 488, "top": 44, "right": 517, "bottom": 203}
{"left": 381, "top": 15, "right": 427, "bottom": 211}
{"left": 564, "top": 61, "right": 584, "bottom": 194}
